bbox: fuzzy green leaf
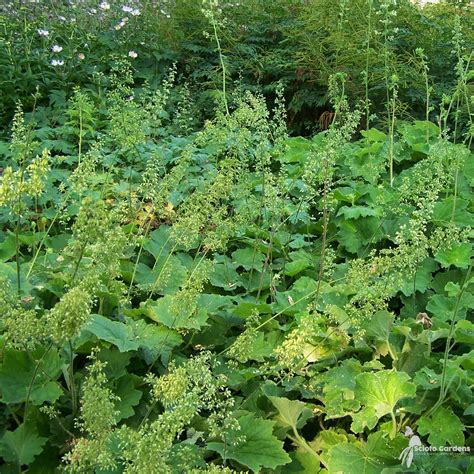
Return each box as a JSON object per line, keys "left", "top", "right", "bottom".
{"left": 352, "top": 370, "right": 416, "bottom": 432}
{"left": 0, "top": 234, "right": 17, "bottom": 262}
{"left": 268, "top": 396, "right": 312, "bottom": 431}
{"left": 337, "top": 206, "right": 381, "bottom": 219}
{"left": 400, "top": 258, "right": 438, "bottom": 296}
{"left": 84, "top": 315, "right": 140, "bottom": 352}
{"left": 0, "top": 348, "right": 63, "bottom": 405}
{"left": 321, "top": 359, "right": 363, "bottom": 419}
{"left": 0, "top": 424, "right": 47, "bottom": 466}
{"left": 417, "top": 406, "right": 465, "bottom": 447}
{"left": 284, "top": 259, "right": 311, "bottom": 277}
{"left": 327, "top": 432, "right": 400, "bottom": 474}
{"left": 128, "top": 317, "right": 183, "bottom": 362}
{"left": 232, "top": 247, "right": 265, "bottom": 271}
{"left": 146, "top": 296, "right": 209, "bottom": 330}
{"left": 435, "top": 243, "right": 472, "bottom": 269}
{"left": 207, "top": 413, "right": 291, "bottom": 471}
{"left": 114, "top": 375, "right": 142, "bottom": 420}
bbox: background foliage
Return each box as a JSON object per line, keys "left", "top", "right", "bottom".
{"left": 0, "top": 0, "right": 473, "bottom": 472}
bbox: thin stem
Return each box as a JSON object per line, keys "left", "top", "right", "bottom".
{"left": 78, "top": 106, "right": 83, "bottom": 165}
{"left": 364, "top": 0, "right": 373, "bottom": 130}
{"left": 24, "top": 343, "right": 54, "bottom": 420}
{"left": 390, "top": 409, "right": 397, "bottom": 439}
{"left": 424, "top": 263, "right": 472, "bottom": 418}
{"left": 211, "top": 17, "right": 229, "bottom": 116}
{"left": 315, "top": 181, "right": 329, "bottom": 303}
{"left": 71, "top": 241, "right": 87, "bottom": 284}
{"left": 15, "top": 212, "right": 22, "bottom": 295}
{"left": 128, "top": 218, "right": 152, "bottom": 300}
{"left": 388, "top": 85, "right": 397, "bottom": 187}
{"left": 68, "top": 340, "right": 77, "bottom": 415}
{"left": 26, "top": 191, "right": 70, "bottom": 279}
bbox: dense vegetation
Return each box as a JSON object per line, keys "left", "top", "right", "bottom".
{"left": 0, "top": 0, "right": 472, "bottom": 472}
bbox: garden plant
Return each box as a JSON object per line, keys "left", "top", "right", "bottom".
{"left": 0, "top": 0, "right": 472, "bottom": 472}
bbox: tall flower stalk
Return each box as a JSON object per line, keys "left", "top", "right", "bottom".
{"left": 202, "top": 0, "right": 229, "bottom": 116}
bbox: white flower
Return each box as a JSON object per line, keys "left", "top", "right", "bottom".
{"left": 78, "top": 53, "right": 85, "bottom": 60}
{"left": 128, "top": 50, "right": 138, "bottom": 59}
{"left": 131, "top": 8, "right": 140, "bottom": 16}
{"left": 50, "top": 59, "right": 64, "bottom": 66}
{"left": 37, "top": 28, "right": 49, "bottom": 37}
{"left": 99, "top": 1, "right": 110, "bottom": 10}
{"left": 122, "top": 5, "right": 133, "bottom": 12}
{"left": 51, "top": 45, "right": 63, "bottom": 53}
{"left": 115, "top": 18, "right": 128, "bottom": 30}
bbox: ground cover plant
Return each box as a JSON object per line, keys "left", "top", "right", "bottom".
{"left": 0, "top": 0, "right": 473, "bottom": 472}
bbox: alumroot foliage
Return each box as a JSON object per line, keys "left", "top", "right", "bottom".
{"left": 0, "top": 62, "right": 473, "bottom": 474}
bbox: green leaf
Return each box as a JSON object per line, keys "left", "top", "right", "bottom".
{"left": 338, "top": 217, "right": 383, "bottom": 254}
{"left": 97, "top": 348, "right": 132, "bottom": 380}
{"left": 287, "top": 448, "right": 322, "bottom": 473}
{"left": 127, "top": 317, "right": 182, "bottom": 362}
{"left": 232, "top": 247, "right": 265, "bottom": 271}
{"left": 435, "top": 243, "right": 472, "bottom": 269}
{"left": 433, "top": 198, "right": 473, "bottom": 228}
{"left": 284, "top": 259, "right": 311, "bottom": 277}
{"left": 0, "top": 234, "right": 17, "bottom": 262}
{"left": 363, "top": 310, "right": 395, "bottom": 358}
{"left": 234, "top": 331, "right": 272, "bottom": 362}
{"left": 455, "top": 319, "right": 474, "bottom": 345}
{"left": 239, "top": 270, "right": 272, "bottom": 293}
{"left": 351, "top": 406, "right": 378, "bottom": 433}
{"left": 209, "top": 257, "right": 241, "bottom": 290}
{"left": 321, "top": 359, "right": 363, "bottom": 419}
{"left": 0, "top": 348, "right": 63, "bottom": 405}
{"left": 146, "top": 296, "right": 208, "bottom": 330}
{"left": 207, "top": 413, "right": 291, "bottom": 471}
{"left": 198, "top": 293, "right": 232, "bottom": 313}
{"left": 268, "top": 396, "right": 312, "bottom": 431}
{"left": 464, "top": 404, "right": 474, "bottom": 416}
{"left": 352, "top": 370, "right": 416, "bottom": 433}
{"left": 327, "top": 432, "right": 401, "bottom": 474}
{"left": 361, "top": 128, "right": 387, "bottom": 142}
{"left": 337, "top": 206, "right": 381, "bottom": 219}
{"left": 417, "top": 406, "right": 465, "bottom": 447}
{"left": 84, "top": 315, "right": 140, "bottom": 352}
{"left": 275, "top": 276, "right": 318, "bottom": 314}
{"left": 278, "top": 137, "right": 312, "bottom": 164}
{"left": 445, "top": 281, "right": 461, "bottom": 297}
{"left": 400, "top": 258, "right": 438, "bottom": 296}
{"left": 0, "top": 262, "right": 31, "bottom": 295}
{"left": 132, "top": 256, "right": 187, "bottom": 295}
{"left": 144, "top": 226, "right": 173, "bottom": 258}
{"left": 426, "top": 292, "right": 474, "bottom": 322}
{"left": 114, "top": 375, "right": 142, "bottom": 421}
{"left": 0, "top": 424, "right": 47, "bottom": 466}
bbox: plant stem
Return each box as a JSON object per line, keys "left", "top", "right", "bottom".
{"left": 71, "top": 241, "right": 87, "bottom": 284}
{"left": 424, "top": 263, "right": 472, "bottom": 418}
{"left": 364, "top": 0, "right": 373, "bottom": 130}
{"left": 211, "top": 17, "right": 229, "bottom": 116}
{"left": 68, "top": 340, "right": 77, "bottom": 415}
{"left": 390, "top": 409, "right": 397, "bottom": 439}
{"left": 15, "top": 213, "right": 21, "bottom": 295}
